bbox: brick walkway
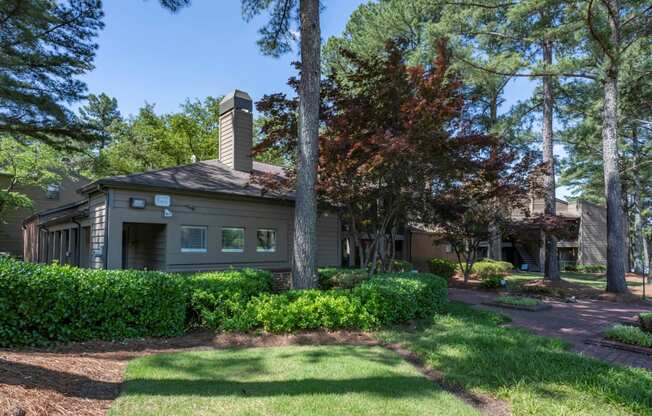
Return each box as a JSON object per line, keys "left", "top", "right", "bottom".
{"left": 449, "top": 288, "right": 652, "bottom": 371}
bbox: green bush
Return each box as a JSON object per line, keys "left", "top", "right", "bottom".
{"left": 480, "top": 275, "right": 504, "bottom": 289}
{"left": 604, "top": 324, "right": 652, "bottom": 347}
{"left": 428, "top": 258, "right": 458, "bottom": 280}
{"left": 0, "top": 258, "right": 187, "bottom": 347}
{"left": 318, "top": 268, "right": 369, "bottom": 289}
{"left": 472, "top": 259, "right": 513, "bottom": 280}
{"left": 575, "top": 264, "right": 607, "bottom": 274}
{"left": 237, "top": 273, "right": 448, "bottom": 333}
{"left": 495, "top": 296, "right": 540, "bottom": 307}
{"left": 186, "top": 269, "right": 272, "bottom": 330}
{"left": 640, "top": 312, "right": 652, "bottom": 333}
{"left": 391, "top": 259, "right": 413, "bottom": 272}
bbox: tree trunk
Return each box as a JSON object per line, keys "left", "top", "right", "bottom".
{"left": 631, "top": 130, "right": 647, "bottom": 275}
{"left": 541, "top": 39, "right": 560, "bottom": 281}
{"left": 601, "top": 0, "right": 628, "bottom": 293}
{"left": 292, "top": 0, "right": 320, "bottom": 289}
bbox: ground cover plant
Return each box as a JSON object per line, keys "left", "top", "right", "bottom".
{"left": 604, "top": 324, "right": 652, "bottom": 348}
{"left": 108, "top": 345, "right": 479, "bottom": 416}
{"left": 494, "top": 296, "right": 540, "bottom": 307}
{"left": 377, "top": 301, "right": 652, "bottom": 416}
{"left": 640, "top": 312, "right": 652, "bottom": 332}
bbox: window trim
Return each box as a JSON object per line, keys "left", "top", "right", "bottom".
{"left": 221, "top": 227, "right": 245, "bottom": 253}
{"left": 256, "top": 228, "right": 277, "bottom": 253}
{"left": 180, "top": 225, "right": 207, "bottom": 253}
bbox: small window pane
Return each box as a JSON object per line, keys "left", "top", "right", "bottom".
{"left": 46, "top": 184, "right": 60, "bottom": 200}
{"left": 181, "top": 226, "right": 206, "bottom": 252}
{"left": 257, "top": 229, "right": 276, "bottom": 252}
{"left": 222, "top": 227, "right": 245, "bottom": 252}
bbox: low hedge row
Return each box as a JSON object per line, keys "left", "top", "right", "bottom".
{"left": 472, "top": 259, "right": 513, "bottom": 280}
{"left": 0, "top": 258, "right": 447, "bottom": 347}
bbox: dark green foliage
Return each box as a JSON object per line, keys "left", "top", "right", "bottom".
{"left": 185, "top": 269, "right": 272, "bottom": 330}
{"left": 241, "top": 0, "right": 297, "bottom": 57}
{"left": 390, "top": 259, "right": 413, "bottom": 272}
{"left": 428, "top": 258, "right": 458, "bottom": 280}
{"left": 494, "top": 296, "right": 540, "bottom": 307}
{"left": 318, "top": 268, "right": 369, "bottom": 289}
{"left": 480, "top": 275, "right": 504, "bottom": 289}
{"left": 472, "top": 259, "right": 513, "bottom": 280}
{"left": 639, "top": 312, "right": 652, "bottom": 333}
{"left": 0, "top": 0, "right": 104, "bottom": 146}
{"left": 0, "top": 258, "right": 186, "bottom": 347}
{"left": 575, "top": 264, "right": 607, "bottom": 274}
{"left": 223, "top": 273, "right": 448, "bottom": 333}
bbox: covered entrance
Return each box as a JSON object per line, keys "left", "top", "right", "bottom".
{"left": 122, "top": 223, "right": 167, "bottom": 270}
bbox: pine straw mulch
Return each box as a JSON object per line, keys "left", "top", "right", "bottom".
{"left": 0, "top": 330, "right": 508, "bottom": 416}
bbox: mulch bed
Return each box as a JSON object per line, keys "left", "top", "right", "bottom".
{"left": 0, "top": 330, "right": 508, "bottom": 416}
{"left": 482, "top": 301, "right": 552, "bottom": 312}
{"left": 584, "top": 338, "right": 652, "bottom": 356}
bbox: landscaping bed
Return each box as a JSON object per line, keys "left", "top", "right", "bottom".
{"left": 591, "top": 315, "right": 652, "bottom": 355}
{"left": 483, "top": 295, "right": 552, "bottom": 311}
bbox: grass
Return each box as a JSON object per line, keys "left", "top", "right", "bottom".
{"left": 604, "top": 324, "right": 652, "bottom": 348}
{"left": 494, "top": 295, "right": 540, "bottom": 306}
{"left": 108, "top": 345, "right": 479, "bottom": 416}
{"left": 377, "top": 301, "right": 652, "bottom": 416}
{"left": 506, "top": 271, "right": 607, "bottom": 290}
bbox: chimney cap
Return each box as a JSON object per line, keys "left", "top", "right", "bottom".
{"left": 220, "top": 89, "right": 253, "bottom": 115}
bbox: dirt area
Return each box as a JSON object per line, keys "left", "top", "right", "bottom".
{"left": 449, "top": 272, "right": 651, "bottom": 304}
{"left": 0, "top": 330, "right": 507, "bottom": 416}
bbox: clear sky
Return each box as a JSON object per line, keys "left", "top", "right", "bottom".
{"left": 82, "top": 0, "right": 570, "bottom": 197}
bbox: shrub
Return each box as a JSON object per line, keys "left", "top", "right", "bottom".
{"left": 318, "top": 268, "right": 369, "bottom": 289}
{"left": 575, "top": 264, "right": 607, "bottom": 274}
{"left": 428, "top": 258, "right": 457, "bottom": 280}
{"left": 640, "top": 312, "right": 652, "bottom": 333}
{"left": 391, "top": 259, "right": 413, "bottom": 272}
{"left": 186, "top": 269, "right": 272, "bottom": 330}
{"left": 239, "top": 273, "right": 448, "bottom": 333}
{"left": 0, "top": 258, "right": 187, "bottom": 347}
{"left": 495, "top": 295, "right": 540, "bottom": 307}
{"left": 604, "top": 324, "right": 652, "bottom": 348}
{"left": 480, "top": 275, "right": 504, "bottom": 289}
{"left": 472, "top": 260, "right": 513, "bottom": 280}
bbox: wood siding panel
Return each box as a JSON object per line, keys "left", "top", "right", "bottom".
{"left": 89, "top": 193, "right": 107, "bottom": 269}
{"left": 410, "top": 232, "right": 457, "bottom": 272}
{"left": 578, "top": 200, "right": 608, "bottom": 265}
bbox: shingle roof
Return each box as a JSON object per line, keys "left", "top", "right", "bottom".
{"left": 78, "top": 160, "right": 293, "bottom": 201}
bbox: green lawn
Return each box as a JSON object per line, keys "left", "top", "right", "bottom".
{"left": 506, "top": 271, "right": 617, "bottom": 290}
{"left": 109, "top": 345, "right": 479, "bottom": 416}
{"left": 377, "top": 302, "right": 652, "bottom": 416}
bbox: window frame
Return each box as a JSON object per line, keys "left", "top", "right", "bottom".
{"left": 180, "top": 225, "right": 207, "bottom": 253}
{"left": 221, "top": 227, "right": 245, "bottom": 253}
{"left": 256, "top": 228, "right": 277, "bottom": 253}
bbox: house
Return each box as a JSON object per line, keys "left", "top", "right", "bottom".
{"left": 0, "top": 174, "right": 87, "bottom": 258}
{"left": 23, "top": 90, "right": 341, "bottom": 273}
{"left": 407, "top": 198, "right": 608, "bottom": 272}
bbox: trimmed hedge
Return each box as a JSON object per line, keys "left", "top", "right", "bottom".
{"left": 472, "top": 259, "right": 513, "bottom": 280}
{"left": 234, "top": 273, "right": 448, "bottom": 333}
{"left": 575, "top": 264, "right": 607, "bottom": 274}
{"left": 0, "top": 258, "right": 448, "bottom": 346}
{"left": 318, "top": 268, "right": 369, "bottom": 289}
{"left": 428, "top": 258, "right": 457, "bottom": 280}
{"left": 0, "top": 258, "right": 187, "bottom": 347}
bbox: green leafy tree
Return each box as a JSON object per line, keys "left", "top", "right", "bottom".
{"left": 79, "top": 93, "right": 122, "bottom": 150}
{"left": 0, "top": 0, "right": 103, "bottom": 147}
{"left": 0, "top": 138, "right": 68, "bottom": 221}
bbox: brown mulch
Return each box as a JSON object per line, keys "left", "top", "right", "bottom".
{"left": 0, "top": 330, "right": 508, "bottom": 416}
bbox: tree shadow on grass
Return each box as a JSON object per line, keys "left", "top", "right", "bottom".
{"left": 119, "top": 375, "right": 443, "bottom": 399}
{"left": 383, "top": 304, "right": 652, "bottom": 415}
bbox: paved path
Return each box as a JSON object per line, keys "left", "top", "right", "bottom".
{"left": 449, "top": 288, "right": 652, "bottom": 371}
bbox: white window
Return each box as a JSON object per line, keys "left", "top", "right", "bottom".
{"left": 180, "top": 226, "right": 207, "bottom": 252}
{"left": 222, "top": 227, "right": 245, "bottom": 252}
{"left": 257, "top": 229, "right": 277, "bottom": 252}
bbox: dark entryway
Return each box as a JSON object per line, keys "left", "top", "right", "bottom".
{"left": 122, "top": 223, "right": 166, "bottom": 270}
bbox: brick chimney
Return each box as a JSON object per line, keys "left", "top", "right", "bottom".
{"left": 219, "top": 90, "right": 253, "bottom": 172}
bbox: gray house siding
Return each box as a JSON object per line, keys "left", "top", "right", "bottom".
{"left": 578, "top": 200, "right": 608, "bottom": 265}
{"left": 89, "top": 192, "right": 108, "bottom": 269}
{"left": 103, "top": 188, "right": 340, "bottom": 272}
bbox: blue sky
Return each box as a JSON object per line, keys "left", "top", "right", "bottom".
{"left": 82, "top": 0, "right": 570, "bottom": 197}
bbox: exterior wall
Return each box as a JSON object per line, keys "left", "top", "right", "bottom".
{"left": 0, "top": 175, "right": 86, "bottom": 257}
{"left": 89, "top": 192, "right": 108, "bottom": 269}
{"left": 218, "top": 109, "right": 253, "bottom": 172}
{"left": 409, "top": 231, "right": 458, "bottom": 272}
{"left": 123, "top": 223, "right": 166, "bottom": 270}
{"left": 578, "top": 200, "right": 607, "bottom": 265}
{"left": 103, "top": 188, "right": 340, "bottom": 272}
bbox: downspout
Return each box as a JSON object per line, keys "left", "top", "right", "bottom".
{"left": 72, "top": 218, "right": 82, "bottom": 267}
